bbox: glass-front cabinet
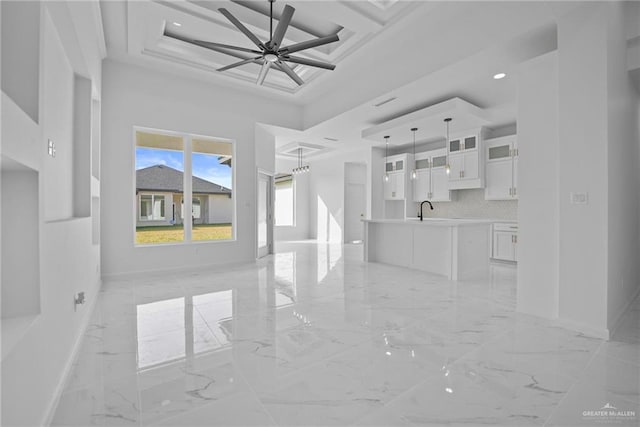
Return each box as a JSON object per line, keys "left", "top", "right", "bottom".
{"left": 384, "top": 153, "right": 410, "bottom": 200}
{"left": 447, "top": 128, "right": 485, "bottom": 190}
{"left": 412, "top": 149, "right": 452, "bottom": 202}
{"left": 484, "top": 135, "right": 518, "bottom": 200}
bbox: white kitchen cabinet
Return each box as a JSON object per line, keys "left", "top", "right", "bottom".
{"left": 412, "top": 149, "right": 452, "bottom": 202}
{"left": 485, "top": 136, "right": 518, "bottom": 200}
{"left": 492, "top": 223, "right": 518, "bottom": 262}
{"left": 384, "top": 171, "right": 405, "bottom": 200}
{"left": 413, "top": 170, "right": 431, "bottom": 201}
{"left": 447, "top": 130, "right": 485, "bottom": 190}
{"left": 384, "top": 154, "right": 410, "bottom": 200}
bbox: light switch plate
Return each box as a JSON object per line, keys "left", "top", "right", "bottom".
{"left": 570, "top": 192, "right": 588, "bottom": 204}
{"left": 47, "top": 139, "right": 56, "bottom": 157}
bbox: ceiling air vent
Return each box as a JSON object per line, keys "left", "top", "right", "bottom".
{"left": 373, "top": 96, "right": 397, "bottom": 107}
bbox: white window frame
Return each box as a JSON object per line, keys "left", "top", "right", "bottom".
{"left": 133, "top": 126, "right": 236, "bottom": 246}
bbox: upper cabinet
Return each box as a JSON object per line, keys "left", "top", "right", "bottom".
{"left": 384, "top": 153, "right": 411, "bottom": 200}
{"left": 412, "top": 148, "right": 452, "bottom": 202}
{"left": 447, "top": 129, "right": 485, "bottom": 190}
{"left": 484, "top": 135, "right": 518, "bottom": 200}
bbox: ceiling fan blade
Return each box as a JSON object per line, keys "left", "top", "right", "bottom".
{"left": 279, "top": 34, "right": 339, "bottom": 55}
{"left": 218, "top": 56, "right": 262, "bottom": 72}
{"left": 269, "top": 4, "right": 294, "bottom": 50}
{"left": 218, "top": 8, "right": 266, "bottom": 50}
{"left": 257, "top": 61, "right": 271, "bottom": 85}
{"left": 165, "top": 30, "right": 250, "bottom": 60}
{"left": 275, "top": 60, "right": 304, "bottom": 86}
{"left": 193, "top": 40, "right": 261, "bottom": 55}
{"left": 281, "top": 55, "right": 336, "bottom": 70}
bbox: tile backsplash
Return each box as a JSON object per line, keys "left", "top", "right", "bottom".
{"left": 413, "top": 189, "right": 518, "bottom": 220}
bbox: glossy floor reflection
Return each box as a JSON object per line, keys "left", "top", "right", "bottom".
{"left": 52, "top": 241, "right": 640, "bottom": 426}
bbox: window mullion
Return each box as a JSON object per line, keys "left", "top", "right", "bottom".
{"left": 184, "top": 135, "right": 193, "bottom": 242}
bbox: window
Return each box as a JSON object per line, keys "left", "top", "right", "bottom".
{"left": 135, "top": 129, "right": 234, "bottom": 245}
{"left": 139, "top": 194, "right": 165, "bottom": 221}
{"left": 275, "top": 175, "right": 294, "bottom": 226}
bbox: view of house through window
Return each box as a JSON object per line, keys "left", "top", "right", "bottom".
{"left": 275, "top": 174, "right": 294, "bottom": 226}
{"left": 135, "top": 129, "right": 233, "bottom": 244}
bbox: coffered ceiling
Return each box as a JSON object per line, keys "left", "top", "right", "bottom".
{"left": 103, "top": 0, "right": 422, "bottom": 95}
{"left": 100, "top": 1, "right": 639, "bottom": 161}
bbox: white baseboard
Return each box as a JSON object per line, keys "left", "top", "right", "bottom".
{"left": 608, "top": 285, "right": 640, "bottom": 339}
{"left": 41, "top": 276, "right": 102, "bottom": 426}
{"left": 554, "top": 317, "right": 610, "bottom": 340}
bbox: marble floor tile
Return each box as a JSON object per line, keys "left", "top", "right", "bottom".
{"left": 51, "top": 241, "right": 640, "bottom": 426}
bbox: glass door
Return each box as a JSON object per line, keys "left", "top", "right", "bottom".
{"left": 257, "top": 172, "right": 273, "bottom": 258}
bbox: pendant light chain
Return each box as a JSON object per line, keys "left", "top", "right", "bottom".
{"left": 411, "top": 127, "right": 418, "bottom": 180}
{"left": 444, "top": 118, "right": 452, "bottom": 175}
{"left": 384, "top": 135, "right": 390, "bottom": 182}
{"left": 292, "top": 146, "right": 309, "bottom": 174}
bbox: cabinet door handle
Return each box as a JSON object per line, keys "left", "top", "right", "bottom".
{"left": 513, "top": 187, "right": 517, "bottom": 196}
{"left": 509, "top": 188, "right": 512, "bottom": 196}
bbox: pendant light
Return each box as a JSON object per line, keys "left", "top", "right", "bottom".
{"left": 444, "top": 118, "right": 452, "bottom": 175}
{"left": 410, "top": 127, "right": 418, "bottom": 180}
{"left": 383, "top": 135, "right": 390, "bottom": 182}
{"left": 292, "top": 147, "right": 309, "bottom": 174}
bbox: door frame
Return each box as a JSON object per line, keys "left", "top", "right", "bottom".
{"left": 344, "top": 162, "right": 367, "bottom": 244}
{"left": 256, "top": 169, "right": 274, "bottom": 258}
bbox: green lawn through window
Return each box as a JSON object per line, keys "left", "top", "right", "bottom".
{"left": 136, "top": 224, "right": 232, "bottom": 244}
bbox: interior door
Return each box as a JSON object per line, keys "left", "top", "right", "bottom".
{"left": 257, "top": 172, "right": 273, "bottom": 258}
{"left": 345, "top": 183, "right": 366, "bottom": 243}
{"left": 344, "top": 162, "right": 367, "bottom": 243}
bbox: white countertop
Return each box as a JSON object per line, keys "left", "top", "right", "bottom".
{"left": 363, "top": 218, "right": 496, "bottom": 227}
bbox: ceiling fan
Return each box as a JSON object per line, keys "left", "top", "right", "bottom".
{"left": 164, "top": 0, "right": 340, "bottom": 86}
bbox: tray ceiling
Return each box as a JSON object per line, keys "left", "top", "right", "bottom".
{"left": 122, "top": 0, "right": 420, "bottom": 94}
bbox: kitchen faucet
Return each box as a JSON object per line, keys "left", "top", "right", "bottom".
{"left": 419, "top": 200, "right": 434, "bottom": 221}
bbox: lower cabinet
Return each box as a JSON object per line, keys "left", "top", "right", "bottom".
{"left": 492, "top": 223, "right": 518, "bottom": 262}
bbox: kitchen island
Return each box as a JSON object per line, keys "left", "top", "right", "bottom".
{"left": 363, "top": 218, "right": 492, "bottom": 280}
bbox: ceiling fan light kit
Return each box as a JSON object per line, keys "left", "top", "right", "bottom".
{"left": 165, "top": 0, "right": 339, "bottom": 86}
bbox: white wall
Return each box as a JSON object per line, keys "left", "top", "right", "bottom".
{"left": 514, "top": 2, "right": 640, "bottom": 338}
{"left": 42, "top": 10, "right": 74, "bottom": 222}
{"left": 556, "top": 3, "right": 610, "bottom": 336}
{"left": 101, "top": 60, "right": 302, "bottom": 276}
{"left": 516, "top": 51, "right": 559, "bottom": 319}
{"left": 274, "top": 157, "right": 310, "bottom": 241}
{"left": 0, "top": 0, "right": 40, "bottom": 123}
{"left": 310, "top": 147, "right": 372, "bottom": 243}
{"left": 605, "top": 2, "right": 640, "bottom": 332}
{"left": 1, "top": 2, "right": 103, "bottom": 425}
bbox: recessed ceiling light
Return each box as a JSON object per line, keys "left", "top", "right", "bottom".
{"left": 493, "top": 72, "right": 506, "bottom": 80}
{"left": 172, "top": 22, "right": 182, "bottom": 27}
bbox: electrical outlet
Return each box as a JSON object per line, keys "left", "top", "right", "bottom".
{"left": 570, "top": 192, "right": 588, "bottom": 205}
